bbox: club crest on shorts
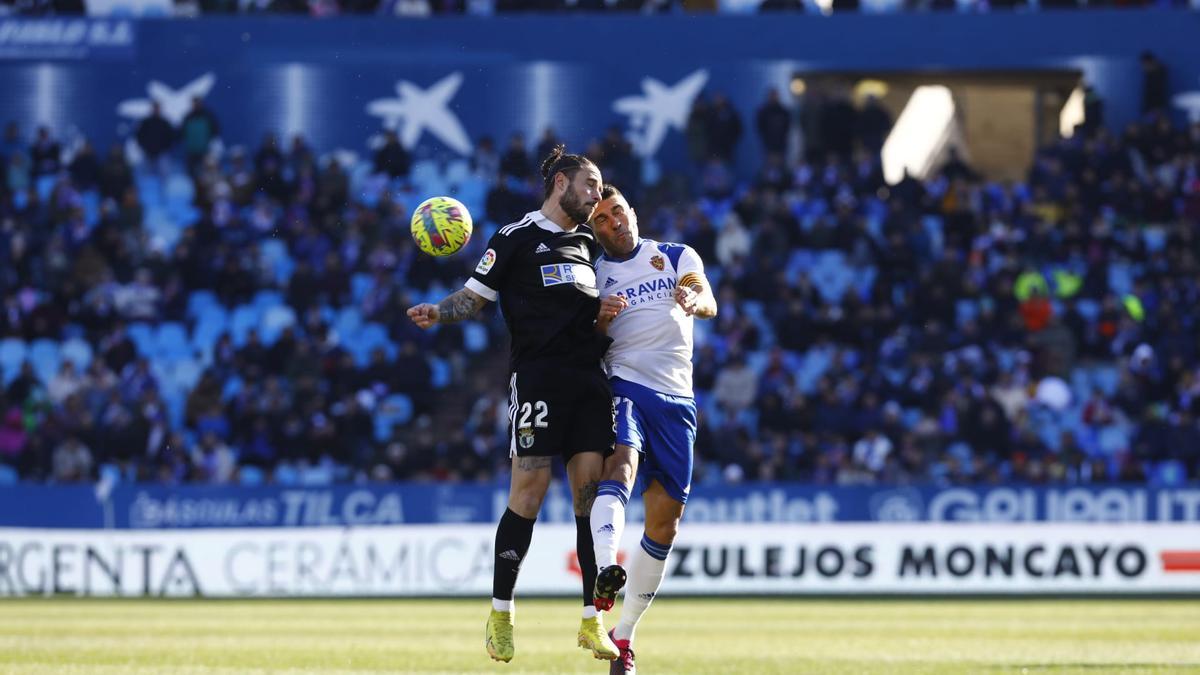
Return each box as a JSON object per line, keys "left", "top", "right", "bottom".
{"left": 518, "top": 427, "right": 535, "bottom": 449}
{"left": 650, "top": 255, "right": 665, "bottom": 271}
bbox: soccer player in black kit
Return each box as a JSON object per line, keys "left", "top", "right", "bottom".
{"left": 407, "top": 147, "right": 620, "bottom": 663}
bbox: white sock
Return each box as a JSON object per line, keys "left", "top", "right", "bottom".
{"left": 614, "top": 533, "right": 671, "bottom": 646}
{"left": 492, "top": 598, "right": 511, "bottom": 612}
{"left": 591, "top": 480, "right": 630, "bottom": 570}
{"left": 581, "top": 605, "right": 597, "bottom": 619}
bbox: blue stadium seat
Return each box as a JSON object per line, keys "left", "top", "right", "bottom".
{"left": 1098, "top": 425, "right": 1129, "bottom": 456}
{"left": 350, "top": 273, "right": 373, "bottom": 304}
{"left": 855, "top": 266, "right": 877, "bottom": 300}
{"left": 348, "top": 323, "right": 393, "bottom": 367}
{"left": 921, "top": 215, "right": 945, "bottom": 255}
{"left": 357, "top": 173, "right": 388, "bottom": 208}
{"left": 811, "top": 252, "right": 851, "bottom": 304}
{"left": 35, "top": 175, "right": 56, "bottom": 202}
{"left": 334, "top": 306, "right": 363, "bottom": 341}
{"left": 463, "top": 322, "right": 488, "bottom": 353}
{"left": 746, "top": 350, "right": 769, "bottom": 376}
{"left": 956, "top": 299, "right": 979, "bottom": 326}
{"left": 155, "top": 322, "right": 191, "bottom": 359}
{"left": 456, "top": 176, "right": 488, "bottom": 216}
{"left": 99, "top": 463, "right": 122, "bottom": 486}
{"left": 170, "top": 358, "right": 203, "bottom": 390}
{"left": 191, "top": 304, "right": 229, "bottom": 355}
{"left": 81, "top": 190, "right": 100, "bottom": 227}
{"left": 358, "top": 322, "right": 389, "bottom": 351}
{"left": 260, "top": 306, "right": 297, "bottom": 344}
{"left": 374, "top": 393, "right": 413, "bottom": 442}
{"left": 299, "top": 464, "right": 334, "bottom": 486}
{"left": 239, "top": 466, "right": 266, "bottom": 486}
{"left": 187, "top": 290, "right": 220, "bottom": 319}
{"left": 273, "top": 464, "right": 299, "bottom": 485}
{"left": 0, "top": 464, "right": 17, "bottom": 485}
{"left": 1107, "top": 263, "right": 1133, "bottom": 297}
{"left": 259, "top": 239, "right": 294, "bottom": 286}
{"left": 0, "top": 338, "right": 26, "bottom": 375}
{"left": 144, "top": 207, "right": 183, "bottom": 249}
{"left": 162, "top": 387, "right": 186, "bottom": 428}
{"left": 29, "top": 339, "right": 60, "bottom": 383}
{"left": 164, "top": 173, "right": 195, "bottom": 206}
{"left": 59, "top": 337, "right": 93, "bottom": 370}
{"left": 229, "top": 305, "right": 260, "bottom": 346}
{"left": 445, "top": 159, "right": 471, "bottom": 184}
{"left": 135, "top": 173, "right": 163, "bottom": 203}
{"left": 252, "top": 290, "right": 285, "bottom": 312}
{"left": 127, "top": 322, "right": 156, "bottom": 357}
{"left": 429, "top": 356, "right": 450, "bottom": 389}
{"left": 1091, "top": 366, "right": 1120, "bottom": 397}
{"left": 411, "top": 160, "right": 439, "bottom": 186}
{"left": 1142, "top": 226, "right": 1167, "bottom": 254}
{"left": 1075, "top": 298, "right": 1100, "bottom": 323}
{"left": 221, "top": 375, "right": 243, "bottom": 401}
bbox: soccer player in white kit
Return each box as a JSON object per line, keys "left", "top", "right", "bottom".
{"left": 588, "top": 185, "right": 718, "bottom": 674}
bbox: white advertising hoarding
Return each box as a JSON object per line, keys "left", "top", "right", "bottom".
{"left": 1, "top": 524, "right": 1198, "bottom": 597}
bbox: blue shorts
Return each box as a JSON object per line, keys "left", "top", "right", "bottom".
{"left": 611, "top": 377, "right": 696, "bottom": 505}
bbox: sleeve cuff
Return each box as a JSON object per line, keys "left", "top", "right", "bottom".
{"left": 465, "top": 278, "right": 498, "bottom": 302}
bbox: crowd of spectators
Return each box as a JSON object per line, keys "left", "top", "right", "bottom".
{"left": 1, "top": 73, "right": 1198, "bottom": 488}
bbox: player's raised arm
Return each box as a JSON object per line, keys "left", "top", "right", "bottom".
{"left": 674, "top": 248, "right": 718, "bottom": 319}
{"left": 407, "top": 287, "right": 489, "bottom": 329}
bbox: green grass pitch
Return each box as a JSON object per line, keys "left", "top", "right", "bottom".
{"left": 1, "top": 598, "right": 1198, "bottom": 674}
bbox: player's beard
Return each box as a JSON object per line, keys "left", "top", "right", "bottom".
{"left": 559, "top": 184, "right": 596, "bottom": 225}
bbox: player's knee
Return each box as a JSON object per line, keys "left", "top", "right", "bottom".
{"left": 602, "top": 445, "right": 637, "bottom": 485}
{"left": 508, "top": 487, "right": 546, "bottom": 519}
{"left": 603, "top": 461, "right": 635, "bottom": 486}
{"left": 645, "top": 517, "right": 680, "bottom": 546}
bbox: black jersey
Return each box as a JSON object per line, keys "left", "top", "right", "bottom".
{"left": 466, "top": 210, "right": 611, "bottom": 372}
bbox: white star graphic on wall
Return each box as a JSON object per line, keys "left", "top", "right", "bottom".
{"left": 116, "top": 73, "right": 216, "bottom": 125}
{"left": 366, "top": 72, "right": 473, "bottom": 156}
{"left": 613, "top": 70, "right": 709, "bottom": 159}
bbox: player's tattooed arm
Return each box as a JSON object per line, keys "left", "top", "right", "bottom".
{"left": 407, "top": 287, "right": 488, "bottom": 328}
{"left": 438, "top": 287, "right": 488, "bottom": 323}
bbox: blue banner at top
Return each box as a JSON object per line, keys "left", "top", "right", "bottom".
{"left": 0, "top": 14, "right": 1195, "bottom": 173}
{"left": 1, "top": 483, "right": 1198, "bottom": 529}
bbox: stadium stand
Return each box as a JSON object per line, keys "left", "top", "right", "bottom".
{"left": 0, "top": 78, "right": 1198, "bottom": 487}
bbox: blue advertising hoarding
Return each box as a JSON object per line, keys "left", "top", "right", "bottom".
{"left": 1, "top": 483, "right": 1198, "bottom": 528}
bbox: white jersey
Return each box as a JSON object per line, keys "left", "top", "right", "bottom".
{"left": 595, "top": 239, "right": 705, "bottom": 398}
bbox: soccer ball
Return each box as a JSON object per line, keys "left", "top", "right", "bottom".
{"left": 411, "top": 196, "right": 473, "bottom": 257}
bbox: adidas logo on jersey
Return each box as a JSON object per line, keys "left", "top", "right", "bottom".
{"left": 604, "top": 277, "right": 618, "bottom": 288}
{"left": 535, "top": 243, "right": 551, "bottom": 253}
{"left": 499, "top": 549, "right": 521, "bottom": 561}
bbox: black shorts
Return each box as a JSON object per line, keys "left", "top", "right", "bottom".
{"left": 507, "top": 363, "right": 615, "bottom": 459}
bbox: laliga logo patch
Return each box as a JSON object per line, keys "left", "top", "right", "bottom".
{"left": 518, "top": 427, "right": 535, "bottom": 449}
{"left": 475, "top": 248, "right": 496, "bottom": 275}
{"left": 650, "top": 255, "right": 665, "bottom": 271}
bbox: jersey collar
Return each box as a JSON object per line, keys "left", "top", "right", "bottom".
{"left": 528, "top": 210, "right": 570, "bottom": 233}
